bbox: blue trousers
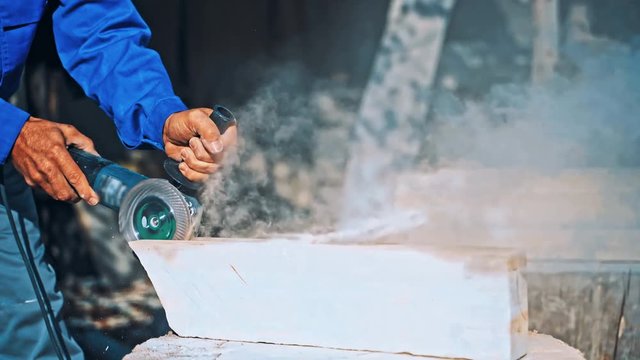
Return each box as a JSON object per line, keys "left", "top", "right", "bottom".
{"left": 0, "top": 163, "right": 83, "bottom": 359}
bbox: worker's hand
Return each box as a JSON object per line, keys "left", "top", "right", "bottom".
{"left": 162, "top": 108, "right": 237, "bottom": 182}
{"left": 10, "top": 117, "right": 100, "bottom": 205}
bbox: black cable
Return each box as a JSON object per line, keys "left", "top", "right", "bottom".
{"left": 19, "top": 215, "right": 72, "bottom": 359}
{"left": 0, "top": 180, "right": 69, "bottom": 360}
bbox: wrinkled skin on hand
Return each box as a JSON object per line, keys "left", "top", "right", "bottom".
{"left": 10, "top": 117, "right": 100, "bottom": 205}
{"left": 163, "top": 108, "right": 237, "bottom": 182}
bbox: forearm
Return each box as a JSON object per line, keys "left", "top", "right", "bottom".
{"left": 52, "top": 0, "right": 186, "bottom": 150}
{"left": 0, "top": 99, "right": 30, "bottom": 164}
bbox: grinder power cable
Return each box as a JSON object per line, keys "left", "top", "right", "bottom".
{"left": 70, "top": 105, "right": 237, "bottom": 241}
{"left": 0, "top": 170, "right": 71, "bottom": 360}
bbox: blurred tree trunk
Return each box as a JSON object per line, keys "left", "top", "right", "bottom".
{"left": 532, "top": 0, "right": 559, "bottom": 84}
{"left": 343, "top": 0, "right": 456, "bottom": 221}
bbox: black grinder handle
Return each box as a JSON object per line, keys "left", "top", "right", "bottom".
{"left": 164, "top": 105, "right": 237, "bottom": 194}
{"left": 209, "top": 105, "right": 237, "bottom": 134}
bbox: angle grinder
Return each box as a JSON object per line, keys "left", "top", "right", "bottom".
{"left": 70, "top": 105, "right": 237, "bottom": 241}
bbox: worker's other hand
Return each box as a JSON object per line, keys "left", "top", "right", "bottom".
{"left": 10, "top": 117, "right": 100, "bottom": 205}
{"left": 163, "top": 108, "right": 237, "bottom": 182}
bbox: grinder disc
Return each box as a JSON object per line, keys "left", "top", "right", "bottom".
{"left": 119, "top": 179, "right": 193, "bottom": 241}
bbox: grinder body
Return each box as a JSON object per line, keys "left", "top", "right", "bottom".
{"left": 70, "top": 148, "right": 201, "bottom": 241}
{"left": 70, "top": 148, "right": 146, "bottom": 210}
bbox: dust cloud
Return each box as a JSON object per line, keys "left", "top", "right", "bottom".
{"left": 197, "top": 40, "right": 640, "bottom": 242}
{"left": 197, "top": 67, "right": 360, "bottom": 238}
{"left": 429, "top": 41, "right": 640, "bottom": 169}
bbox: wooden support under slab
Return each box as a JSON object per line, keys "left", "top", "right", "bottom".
{"left": 130, "top": 239, "right": 527, "bottom": 360}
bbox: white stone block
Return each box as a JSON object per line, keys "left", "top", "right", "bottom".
{"left": 131, "top": 239, "right": 528, "bottom": 360}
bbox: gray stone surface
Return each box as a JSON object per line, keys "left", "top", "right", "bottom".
{"left": 126, "top": 333, "right": 584, "bottom": 360}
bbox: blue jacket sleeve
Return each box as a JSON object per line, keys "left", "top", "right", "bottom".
{"left": 52, "top": 0, "right": 187, "bottom": 150}
{"left": 0, "top": 99, "right": 30, "bottom": 164}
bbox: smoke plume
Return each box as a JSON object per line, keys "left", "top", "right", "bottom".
{"left": 198, "top": 39, "right": 640, "bottom": 243}
{"left": 429, "top": 41, "right": 640, "bottom": 169}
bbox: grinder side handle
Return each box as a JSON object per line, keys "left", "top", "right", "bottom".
{"left": 164, "top": 105, "right": 237, "bottom": 194}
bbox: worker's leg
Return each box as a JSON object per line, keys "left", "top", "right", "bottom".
{"left": 0, "top": 163, "right": 83, "bottom": 360}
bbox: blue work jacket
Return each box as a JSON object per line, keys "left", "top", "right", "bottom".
{"left": 0, "top": 0, "right": 187, "bottom": 164}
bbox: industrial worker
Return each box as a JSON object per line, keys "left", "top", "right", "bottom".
{"left": 0, "top": 1, "right": 237, "bottom": 358}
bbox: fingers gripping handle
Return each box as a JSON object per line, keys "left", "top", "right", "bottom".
{"left": 164, "top": 105, "right": 237, "bottom": 194}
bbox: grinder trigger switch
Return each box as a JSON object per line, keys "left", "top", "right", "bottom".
{"left": 164, "top": 104, "right": 237, "bottom": 196}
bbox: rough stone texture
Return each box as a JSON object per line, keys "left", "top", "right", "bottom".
{"left": 618, "top": 272, "right": 640, "bottom": 360}
{"left": 125, "top": 333, "right": 584, "bottom": 360}
{"left": 526, "top": 262, "right": 640, "bottom": 360}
